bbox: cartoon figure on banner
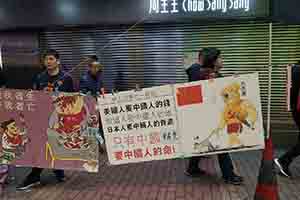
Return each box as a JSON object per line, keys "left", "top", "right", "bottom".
{"left": 49, "top": 94, "right": 90, "bottom": 150}
{"left": 85, "top": 115, "right": 101, "bottom": 172}
{"left": 46, "top": 94, "right": 100, "bottom": 172}
{"left": 0, "top": 113, "right": 29, "bottom": 164}
{"left": 193, "top": 82, "right": 257, "bottom": 151}
{"left": 216, "top": 82, "right": 257, "bottom": 147}
{"left": 88, "top": 115, "right": 99, "bottom": 129}
{"left": 83, "top": 154, "right": 99, "bottom": 173}
{"left": 87, "top": 114, "right": 104, "bottom": 144}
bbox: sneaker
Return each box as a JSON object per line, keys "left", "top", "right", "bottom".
{"left": 184, "top": 168, "right": 206, "bottom": 177}
{"left": 99, "top": 146, "right": 106, "bottom": 154}
{"left": 274, "top": 158, "right": 292, "bottom": 178}
{"left": 16, "top": 177, "right": 40, "bottom": 191}
{"left": 224, "top": 174, "right": 244, "bottom": 185}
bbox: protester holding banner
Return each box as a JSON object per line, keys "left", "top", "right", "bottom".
{"left": 17, "top": 49, "right": 74, "bottom": 191}
{"left": 79, "top": 55, "right": 104, "bottom": 96}
{"left": 275, "top": 62, "right": 300, "bottom": 178}
{"left": 185, "top": 47, "right": 244, "bottom": 185}
{"left": 79, "top": 55, "right": 105, "bottom": 144}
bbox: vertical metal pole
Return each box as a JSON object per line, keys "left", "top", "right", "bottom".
{"left": 267, "top": 23, "right": 273, "bottom": 139}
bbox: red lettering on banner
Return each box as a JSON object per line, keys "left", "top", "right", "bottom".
{"left": 114, "top": 151, "right": 123, "bottom": 160}
{"left": 134, "top": 149, "right": 143, "bottom": 158}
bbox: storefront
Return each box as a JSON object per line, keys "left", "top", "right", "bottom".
{"left": 0, "top": 0, "right": 299, "bottom": 144}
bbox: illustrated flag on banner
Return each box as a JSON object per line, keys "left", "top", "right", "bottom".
{"left": 254, "top": 137, "right": 280, "bottom": 200}
{"left": 176, "top": 85, "right": 203, "bottom": 107}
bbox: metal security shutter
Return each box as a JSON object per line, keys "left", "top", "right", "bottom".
{"left": 272, "top": 24, "right": 300, "bottom": 124}
{"left": 39, "top": 25, "right": 184, "bottom": 91}
{"left": 39, "top": 22, "right": 270, "bottom": 117}
{"left": 39, "top": 29, "right": 99, "bottom": 79}
{"left": 0, "top": 32, "right": 41, "bottom": 89}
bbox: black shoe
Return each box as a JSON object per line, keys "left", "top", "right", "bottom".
{"left": 184, "top": 168, "right": 206, "bottom": 177}
{"left": 224, "top": 174, "right": 244, "bottom": 185}
{"left": 274, "top": 158, "right": 292, "bottom": 178}
{"left": 16, "top": 176, "right": 40, "bottom": 191}
{"left": 56, "top": 176, "right": 66, "bottom": 183}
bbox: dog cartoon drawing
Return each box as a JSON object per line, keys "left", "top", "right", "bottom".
{"left": 215, "top": 82, "right": 257, "bottom": 147}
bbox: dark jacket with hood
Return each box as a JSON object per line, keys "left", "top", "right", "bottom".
{"left": 186, "top": 63, "right": 221, "bottom": 82}
{"left": 290, "top": 65, "right": 300, "bottom": 114}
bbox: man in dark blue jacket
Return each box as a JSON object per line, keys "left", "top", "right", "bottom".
{"left": 79, "top": 55, "right": 104, "bottom": 96}
{"left": 185, "top": 48, "right": 244, "bottom": 185}
{"left": 79, "top": 55, "right": 105, "bottom": 142}
{"left": 17, "top": 49, "right": 74, "bottom": 191}
{"left": 275, "top": 63, "right": 300, "bottom": 178}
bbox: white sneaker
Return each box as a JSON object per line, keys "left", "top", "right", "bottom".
{"left": 274, "top": 158, "right": 291, "bottom": 178}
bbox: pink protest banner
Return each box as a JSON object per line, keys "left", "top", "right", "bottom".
{"left": 0, "top": 89, "right": 99, "bottom": 172}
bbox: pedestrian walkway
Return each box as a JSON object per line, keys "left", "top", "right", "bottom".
{"left": 1, "top": 150, "right": 300, "bottom": 200}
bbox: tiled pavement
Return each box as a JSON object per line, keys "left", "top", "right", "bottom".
{"left": 1, "top": 150, "right": 300, "bottom": 200}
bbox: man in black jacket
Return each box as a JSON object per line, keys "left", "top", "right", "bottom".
{"left": 275, "top": 64, "right": 300, "bottom": 178}
{"left": 17, "top": 49, "right": 74, "bottom": 190}
{"left": 185, "top": 48, "right": 244, "bottom": 185}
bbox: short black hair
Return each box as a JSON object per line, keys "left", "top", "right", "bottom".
{"left": 44, "top": 49, "right": 60, "bottom": 60}
{"left": 88, "top": 55, "right": 98, "bottom": 62}
{"left": 202, "top": 47, "right": 221, "bottom": 69}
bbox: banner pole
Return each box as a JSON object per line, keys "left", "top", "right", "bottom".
{"left": 267, "top": 23, "right": 273, "bottom": 139}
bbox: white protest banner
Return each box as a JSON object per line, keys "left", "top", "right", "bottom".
{"left": 98, "top": 85, "right": 180, "bottom": 165}
{"left": 99, "top": 73, "right": 265, "bottom": 165}
{"left": 175, "top": 73, "right": 265, "bottom": 156}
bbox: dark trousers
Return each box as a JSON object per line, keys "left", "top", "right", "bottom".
{"left": 279, "top": 111, "right": 300, "bottom": 166}
{"left": 187, "top": 153, "right": 235, "bottom": 179}
{"left": 98, "top": 112, "right": 105, "bottom": 142}
{"left": 27, "top": 168, "right": 64, "bottom": 179}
